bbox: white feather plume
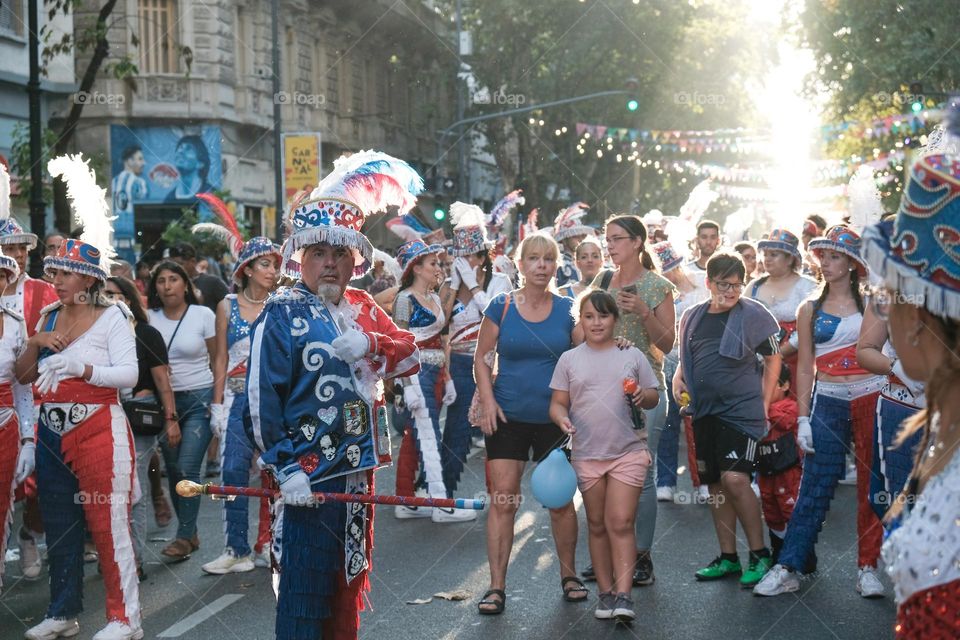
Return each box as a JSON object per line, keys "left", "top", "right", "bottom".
{"left": 372, "top": 248, "right": 402, "bottom": 282}
{"left": 0, "top": 163, "right": 9, "bottom": 221}
{"left": 450, "top": 202, "right": 487, "bottom": 229}
{"left": 679, "top": 180, "right": 719, "bottom": 223}
{"left": 847, "top": 165, "right": 883, "bottom": 235}
{"left": 47, "top": 154, "right": 115, "bottom": 272}
{"left": 663, "top": 215, "right": 695, "bottom": 260}
{"left": 191, "top": 223, "right": 243, "bottom": 259}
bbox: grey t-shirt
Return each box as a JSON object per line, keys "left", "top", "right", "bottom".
{"left": 687, "top": 309, "right": 779, "bottom": 439}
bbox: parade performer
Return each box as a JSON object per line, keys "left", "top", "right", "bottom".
{"left": 392, "top": 238, "right": 474, "bottom": 522}
{"left": 754, "top": 225, "right": 886, "bottom": 598}
{"left": 750, "top": 229, "right": 817, "bottom": 391}
{"left": 247, "top": 151, "right": 421, "bottom": 640}
{"left": 202, "top": 225, "right": 282, "bottom": 574}
{"left": 856, "top": 298, "right": 924, "bottom": 518}
{"left": 439, "top": 202, "right": 511, "bottom": 505}
{"left": 19, "top": 155, "right": 141, "bottom": 640}
{"left": 862, "top": 116, "right": 960, "bottom": 637}
{"left": 552, "top": 202, "right": 593, "bottom": 287}
{"left": 0, "top": 163, "right": 57, "bottom": 581}
{"left": 0, "top": 251, "right": 36, "bottom": 596}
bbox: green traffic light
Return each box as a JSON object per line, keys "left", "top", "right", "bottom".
{"left": 433, "top": 208, "right": 446, "bottom": 220}
{"left": 626, "top": 99, "right": 639, "bottom": 112}
{"left": 911, "top": 101, "right": 923, "bottom": 113}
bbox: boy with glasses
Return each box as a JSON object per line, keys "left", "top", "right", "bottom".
{"left": 673, "top": 252, "right": 782, "bottom": 588}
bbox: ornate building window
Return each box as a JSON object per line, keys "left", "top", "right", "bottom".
{"left": 138, "top": 0, "right": 179, "bottom": 74}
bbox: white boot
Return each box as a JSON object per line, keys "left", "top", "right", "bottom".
{"left": 253, "top": 549, "right": 271, "bottom": 568}
{"left": 656, "top": 486, "right": 675, "bottom": 502}
{"left": 24, "top": 617, "right": 79, "bottom": 640}
{"left": 201, "top": 550, "right": 255, "bottom": 575}
{"left": 92, "top": 621, "right": 144, "bottom": 640}
{"left": 19, "top": 528, "right": 42, "bottom": 580}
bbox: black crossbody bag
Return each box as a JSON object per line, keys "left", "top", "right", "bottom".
{"left": 124, "top": 307, "right": 188, "bottom": 436}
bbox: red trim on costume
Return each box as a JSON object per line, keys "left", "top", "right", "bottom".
{"left": 39, "top": 378, "right": 119, "bottom": 405}
{"left": 816, "top": 345, "right": 870, "bottom": 376}
{"left": 895, "top": 579, "right": 960, "bottom": 639}
{"left": 0, "top": 383, "right": 13, "bottom": 407}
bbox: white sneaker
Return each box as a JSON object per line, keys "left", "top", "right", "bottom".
{"left": 201, "top": 550, "right": 255, "bottom": 575}
{"left": 24, "top": 617, "right": 79, "bottom": 640}
{"left": 856, "top": 566, "right": 885, "bottom": 598}
{"left": 656, "top": 486, "right": 675, "bottom": 502}
{"left": 92, "top": 621, "right": 144, "bottom": 640}
{"left": 838, "top": 464, "right": 858, "bottom": 486}
{"left": 394, "top": 505, "right": 432, "bottom": 519}
{"left": 253, "top": 549, "right": 271, "bottom": 568}
{"left": 696, "top": 485, "right": 711, "bottom": 504}
{"left": 752, "top": 564, "right": 800, "bottom": 596}
{"left": 431, "top": 507, "right": 478, "bottom": 523}
{"left": 19, "top": 529, "right": 42, "bottom": 580}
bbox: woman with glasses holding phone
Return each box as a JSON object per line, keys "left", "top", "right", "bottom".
{"left": 104, "top": 276, "right": 176, "bottom": 581}
{"left": 590, "top": 215, "right": 675, "bottom": 587}
{"left": 755, "top": 225, "right": 887, "bottom": 599}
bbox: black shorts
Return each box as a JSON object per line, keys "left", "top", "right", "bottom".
{"left": 692, "top": 416, "right": 758, "bottom": 485}
{"left": 485, "top": 419, "right": 567, "bottom": 462}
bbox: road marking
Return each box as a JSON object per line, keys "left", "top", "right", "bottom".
{"left": 157, "top": 594, "right": 245, "bottom": 637}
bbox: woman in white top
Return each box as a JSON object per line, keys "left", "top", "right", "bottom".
{"left": 441, "top": 207, "right": 512, "bottom": 510}
{"left": 0, "top": 254, "right": 35, "bottom": 596}
{"left": 147, "top": 260, "right": 217, "bottom": 560}
{"left": 863, "top": 148, "right": 960, "bottom": 639}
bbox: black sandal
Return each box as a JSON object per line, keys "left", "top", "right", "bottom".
{"left": 478, "top": 589, "right": 506, "bottom": 615}
{"left": 562, "top": 576, "right": 589, "bottom": 602}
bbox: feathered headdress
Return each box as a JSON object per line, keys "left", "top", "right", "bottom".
{"left": 846, "top": 166, "right": 883, "bottom": 236}
{"left": 386, "top": 212, "right": 432, "bottom": 242}
{"left": 284, "top": 150, "right": 424, "bottom": 277}
{"left": 193, "top": 193, "right": 245, "bottom": 258}
{"left": 488, "top": 189, "right": 524, "bottom": 230}
{"left": 678, "top": 180, "right": 718, "bottom": 223}
{"left": 552, "top": 202, "right": 592, "bottom": 242}
{"left": 0, "top": 162, "right": 38, "bottom": 249}
{"left": 449, "top": 201, "right": 494, "bottom": 257}
{"left": 519, "top": 208, "right": 539, "bottom": 242}
{"left": 723, "top": 206, "right": 754, "bottom": 243}
{"left": 45, "top": 154, "right": 114, "bottom": 280}
{"left": 372, "top": 248, "right": 402, "bottom": 283}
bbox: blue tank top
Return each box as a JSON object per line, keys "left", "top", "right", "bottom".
{"left": 228, "top": 295, "right": 252, "bottom": 348}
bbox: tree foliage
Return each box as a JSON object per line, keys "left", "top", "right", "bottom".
{"left": 439, "top": 0, "right": 774, "bottom": 226}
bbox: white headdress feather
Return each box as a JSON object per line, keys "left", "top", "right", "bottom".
{"left": 47, "top": 154, "right": 115, "bottom": 272}
{"left": 450, "top": 202, "right": 487, "bottom": 229}
{"left": 847, "top": 165, "right": 883, "bottom": 235}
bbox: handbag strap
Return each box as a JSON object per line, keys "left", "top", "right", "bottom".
{"left": 166, "top": 304, "right": 189, "bottom": 351}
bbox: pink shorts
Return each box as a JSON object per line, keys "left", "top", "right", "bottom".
{"left": 572, "top": 449, "right": 652, "bottom": 493}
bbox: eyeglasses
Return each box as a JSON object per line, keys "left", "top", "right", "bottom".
{"left": 604, "top": 236, "right": 633, "bottom": 244}
{"left": 711, "top": 280, "right": 744, "bottom": 292}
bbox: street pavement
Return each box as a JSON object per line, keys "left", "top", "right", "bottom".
{"left": 1, "top": 440, "right": 896, "bottom": 640}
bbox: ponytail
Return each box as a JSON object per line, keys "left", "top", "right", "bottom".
{"left": 481, "top": 251, "right": 493, "bottom": 291}
{"left": 640, "top": 248, "right": 656, "bottom": 272}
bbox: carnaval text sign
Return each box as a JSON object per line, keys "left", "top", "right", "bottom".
{"left": 282, "top": 133, "right": 322, "bottom": 204}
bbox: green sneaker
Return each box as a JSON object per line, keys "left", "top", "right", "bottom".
{"left": 740, "top": 555, "right": 772, "bottom": 588}
{"left": 695, "top": 556, "right": 742, "bottom": 581}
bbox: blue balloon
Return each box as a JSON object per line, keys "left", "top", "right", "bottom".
{"left": 531, "top": 448, "right": 578, "bottom": 509}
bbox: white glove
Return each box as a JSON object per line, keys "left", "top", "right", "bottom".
{"left": 279, "top": 470, "right": 315, "bottom": 506}
{"left": 403, "top": 382, "right": 426, "bottom": 413}
{"left": 15, "top": 441, "right": 35, "bottom": 485}
{"left": 454, "top": 257, "right": 479, "bottom": 290}
{"left": 448, "top": 266, "right": 461, "bottom": 292}
{"left": 42, "top": 354, "right": 85, "bottom": 379}
{"left": 332, "top": 313, "right": 370, "bottom": 364}
{"left": 442, "top": 378, "right": 457, "bottom": 406}
{"left": 210, "top": 403, "right": 228, "bottom": 438}
{"left": 797, "top": 416, "right": 815, "bottom": 454}
{"left": 36, "top": 360, "right": 61, "bottom": 395}
{"left": 892, "top": 359, "right": 925, "bottom": 397}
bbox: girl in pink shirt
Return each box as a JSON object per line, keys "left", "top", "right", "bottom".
{"left": 549, "top": 291, "right": 659, "bottom": 622}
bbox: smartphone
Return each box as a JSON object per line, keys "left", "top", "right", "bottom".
{"left": 622, "top": 284, "right": 638, "bottom": 295}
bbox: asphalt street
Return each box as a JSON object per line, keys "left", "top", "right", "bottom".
{"left": 1, "top": 438, "right": 896, "bottom": 640}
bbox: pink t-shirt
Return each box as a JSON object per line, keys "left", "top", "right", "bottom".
{"left": 550, "top": 344, "right": 658, "bottom": 461}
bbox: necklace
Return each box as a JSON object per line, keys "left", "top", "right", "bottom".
{"left": 242, "top": 288, "right": 268, "bottom": 304}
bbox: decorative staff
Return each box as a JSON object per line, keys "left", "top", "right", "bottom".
{"left": 176, "top": 480, "right": 485, "bottom": 510}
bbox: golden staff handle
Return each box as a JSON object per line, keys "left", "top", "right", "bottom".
{"left": 176, "top": 479, "right": 207, "bottom": 498}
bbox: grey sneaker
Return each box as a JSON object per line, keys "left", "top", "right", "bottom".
{"left": 594, "top": 591, "right": 616, "bottom": 620}
{"left": 613, "top": 593, "right": 636, "bottom": 622}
